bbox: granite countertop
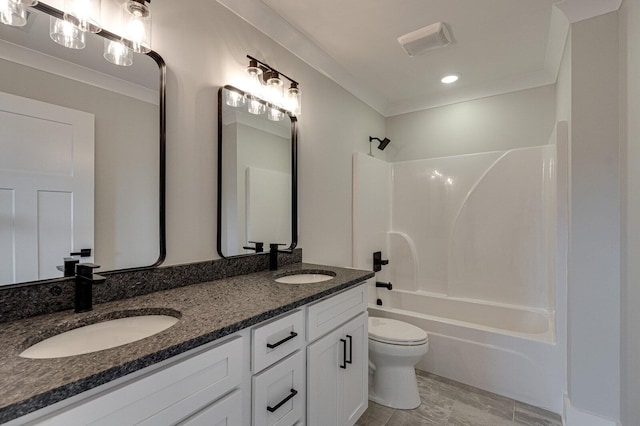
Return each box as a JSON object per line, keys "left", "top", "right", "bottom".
{"left": 0, "top": 263, "right": 374, "bottom": 423}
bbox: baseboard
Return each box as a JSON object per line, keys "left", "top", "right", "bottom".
{"left": 563, "top": 395, "right": 620, "bottom": 426}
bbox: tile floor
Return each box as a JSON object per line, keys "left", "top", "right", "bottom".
{"left": 356, "top": 370, "right": 563, "bottom": 426}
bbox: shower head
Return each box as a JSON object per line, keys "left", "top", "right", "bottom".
{"left": 369, "top": 136, "right": 391, "bottom": 151}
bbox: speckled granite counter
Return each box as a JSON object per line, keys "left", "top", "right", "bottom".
{"left": 0, "top": 263, "right": 374, "bottom": 423}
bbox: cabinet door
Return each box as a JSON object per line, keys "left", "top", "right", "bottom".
{"left": 306, "top": 327, "right": 343, "bottom": 426}
{"left": 342, "top": 313, "right": 368, "bottom": 425}
{"left": 178, "top": 390, "right": 242, "bottom": 426}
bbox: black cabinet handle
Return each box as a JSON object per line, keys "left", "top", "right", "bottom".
{"left": 267, "top": 389, "right": 298, "bottom": 413}
{"left": 266, "top": 331, "right": 298, "bottom": 349}
{"left": 340, "top": 338, "right": 347, "bottom": 369}
{"left": 346, "top": 335, "right": 353, "bottom": 365}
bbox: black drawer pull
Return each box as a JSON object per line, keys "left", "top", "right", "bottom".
{"left": 340, "top": 338, "right": 347, "bottom": 369}
{"left": 346, "top": 335, "right": 353, "bottom": 364}
{"left": 266, "top": 331, "right": 298, "bottom": 349}
{"left": 267, "top": 388, "right": 298, "bottom": 413}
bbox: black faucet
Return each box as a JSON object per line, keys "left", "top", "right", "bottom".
{"left": 75, "top": 263, "right": 106, "bottom": 313}
{"left": 269, "top": 243, "right": 288, "bottom": 271}
{"left": 243, "top": 241, "right": 264, "bottom": 253}
{"left": 59, "top": 257, "right": 79, "bottom": 277}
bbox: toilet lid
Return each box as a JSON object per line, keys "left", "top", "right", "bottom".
{"left": 368, "top": 317, "right": 428, "bottom": 345}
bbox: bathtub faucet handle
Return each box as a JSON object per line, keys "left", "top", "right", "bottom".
{"left": 373, "top": 251, "right": 389, "bottom": 272}
{"left": 376, "top": 281, "right": 393, "bottom": 290}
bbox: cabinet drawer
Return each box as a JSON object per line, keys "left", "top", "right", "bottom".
{"left": 253, "top": 310, "right": 304, "bottom": 373}
{"left": 178, "top": 390, "right": 242, "bottom": 426}
{"left": 306, "top": 284, "right": 367, "bottom": 342}
{"left": 35, "top": 336, "right": 243, "bottom": 426}
{"left": 253, "top": 351, "right": 305, "bottom": 426}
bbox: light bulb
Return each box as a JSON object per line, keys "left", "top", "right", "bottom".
{"left": 245, "top": 60, "right": 264, "bottom": 98}
{"left": 50, "top": 16, "right": 85, "bottom": 49}
{"left": 104, "top": 39, "right": 132, "bottom": 66}
{"left": 0, "top": 0, "right": 27, "bottom": 27}
{"left": 286, "top": 83, "right": 301, "bottom": 116}
{"left": 64, "top": 0, "right": 101, "bottom": 33}
{"left": 265, "top": 72, "right": 283, "bottom": 106}
{"left": 122, "top": 0, "right": 151, "bottom": 53}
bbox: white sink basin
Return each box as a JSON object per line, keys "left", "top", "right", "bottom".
{"left": 274, "top": 273, "right": 335, "bottom": 284}
{"left": 20, "top": 315, "right": 179, "bottom": 359}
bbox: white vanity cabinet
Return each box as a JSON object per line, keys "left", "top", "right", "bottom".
{"left": 17, "top": 336, "right": 244, "bottom": 426}
{"left": 306, "top": 285, "right": 369, "bottom": 426}
{"left": 8, "top": 283, "right": 369, "bottom": 426}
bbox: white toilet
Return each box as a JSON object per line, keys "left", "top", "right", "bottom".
{"left": 368, "top": 317, "right": 429, "bottom": 409}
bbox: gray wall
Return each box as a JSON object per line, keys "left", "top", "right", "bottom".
{"left": 619, "top": 0, "right": 640, "bottom": 423}
{"left": 146, "top": 0, "right": 385, "bottom": 268}
{"left": 385, "top": 85, "right": 557, "bottom": 161}
{"left": 568, "top": 11, "right": 620, "bottom": 421}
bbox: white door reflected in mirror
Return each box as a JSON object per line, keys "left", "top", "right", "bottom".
{"left": 0, "top": 92, "right": 94, "bottom": 285}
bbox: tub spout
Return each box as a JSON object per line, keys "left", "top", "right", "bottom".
{"left": 376, "top": 281, "right": 393, "bottom": 290}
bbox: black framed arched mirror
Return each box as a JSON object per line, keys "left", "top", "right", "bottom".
{"left": 217, "top": 85, "right": 297, "bottom": 257}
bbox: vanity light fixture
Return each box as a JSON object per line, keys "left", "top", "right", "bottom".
{"left": 0, "top": 1, "right": 154, "bottom": 64}
{"left": 441, "top": 74, "right": 459, "bottom": 84}
{"left": 122, "top": 0, "right": 151, "bottom": 54}
{"left": 63, "top": 0, "right": 102, "bottom": 33}
{"left": 240, "top": 55, "right": 302, "bottom": 116}
{"left": 0, "top": 0, "right": 27, "bottom": 27}
{"left": 104, "top": 39, "right": 132, "bottom": 66}
{"left": 50, "top": 16, "right": 85, "bottom": 49}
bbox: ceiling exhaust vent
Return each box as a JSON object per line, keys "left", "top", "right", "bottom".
{"left": 398, "top": 22, "right": 451, "bottom": 57}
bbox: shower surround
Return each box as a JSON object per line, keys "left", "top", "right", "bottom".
{"left": 353, "top": 126, "right": 567, "bottom": 412}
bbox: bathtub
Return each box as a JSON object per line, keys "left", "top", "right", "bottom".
{"left": 368, "top": 287, "right": 564, "bottom": 413}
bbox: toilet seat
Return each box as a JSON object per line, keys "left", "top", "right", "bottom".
{"left": 368, "top": 317, "right": 428, "bottom": 346}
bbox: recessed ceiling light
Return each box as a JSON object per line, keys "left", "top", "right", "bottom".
{"left": 441, "top": 74, "right": 459, "bottom": 84}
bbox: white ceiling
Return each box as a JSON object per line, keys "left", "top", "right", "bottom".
{"left": 218, "top": 0, "right": 621, "bottom": 117}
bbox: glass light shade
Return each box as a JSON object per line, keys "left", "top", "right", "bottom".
{"left": 286, "top": 83, "right": 301, "bottom": 116}
{"left": 225, "top": 89, "right": 246, "bottom": 108}
{"left": 245, "top": 62, "right": 264, "bottom": 98}
{"left": 267, "top": 106, "right": 284, "bottom": 122}
{"left": 104, "top": 39, "right": 133, "bottom": 66}
{"left": 247, "top": 97, "right": 266, "bottom": 115}
{"left": 50, "top": 16, "right": 85, "bottom": 49}
{"left": 64, "top": 0, "right": 101, "bottom": 33}
{"left": 265, "top": 73, "right": 283, "bottom": 106}
{"left": 246, "top": 62, "right": 262, "bottom": 78}
{"left": 122, "top": 0, "right": 151, "bottom": 53}
{"left": 246, "top": 72, "right": 264, "bottom": 98}
{"left": 0, "top": 0, "right": 27, "bottom": 27}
